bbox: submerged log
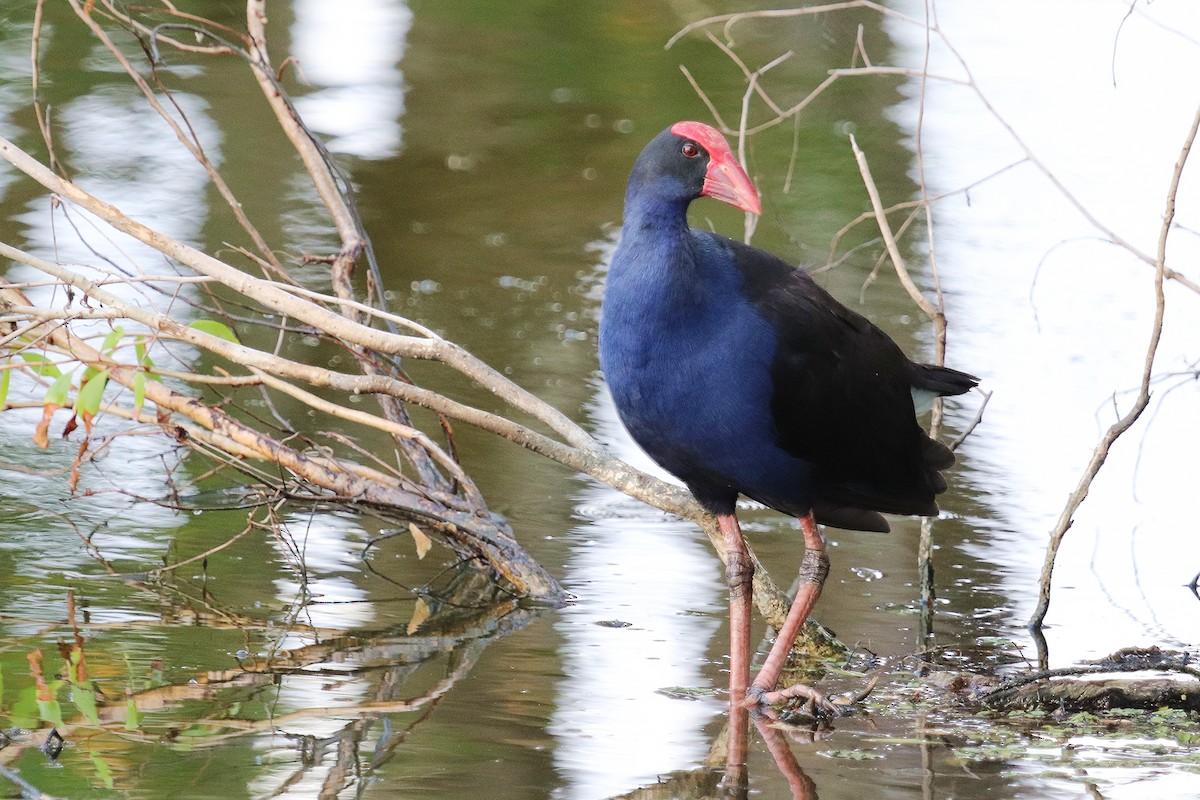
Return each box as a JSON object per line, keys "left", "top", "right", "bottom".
{"left": 972, "top": 647, "right": 1200, "bottom": 714}
{"left": 982, "top": 677, "right": 1200, "bottom": 713}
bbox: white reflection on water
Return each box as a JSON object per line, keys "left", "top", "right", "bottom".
{"left": 272, "top": 510, "right": 375, "bottom": 637}
{"left": 888, "top": 1, "right": 1200, "bottom": 663}
{"left": 291, "top": 0, "right": 411, "bottom": 159}
{"left": 250, "top": 512, "right": 376, "bottom": 799}
{"left": 550, "top": 242, "right": 724, "bottom": 799}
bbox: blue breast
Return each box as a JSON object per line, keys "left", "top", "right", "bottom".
{"left": 599, "top": 226, "right": 814, "bottom": 514}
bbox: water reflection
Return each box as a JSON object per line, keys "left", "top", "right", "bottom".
{"left": 554, "top": 237, "right": 725, "bottom": 795}
{"left": 551, "top": 380, "right": 724, "bottom": 799}
{"left": 271, "top": 511, "right": 375, "bottom": 639}
{"left": 291, "top": 0, "right": 411, "bottom": 159}
{"left": 886, "top": 0, "right": 1200, "bottom": 663}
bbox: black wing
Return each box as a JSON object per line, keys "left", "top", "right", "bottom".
{"left": 726, "top": 236, "right": 975, "bottom": 529}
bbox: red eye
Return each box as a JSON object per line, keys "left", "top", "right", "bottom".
{"left": 681, "top": 141, "right": 700, "bottom": 158}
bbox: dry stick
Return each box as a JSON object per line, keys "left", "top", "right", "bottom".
{"left": 852, "top": 23, "right": 872, "bottom": 68}
{"left": 858, "top": 205, "right": 922, "bottom": 302}
{"left": 826, "top": 158, "right": 1028, "bottom": 270}
{"left": 913, "top": 0, "right": 944, "bottom": 349}
{"left": 250, "top": 368, "right": 485, "bottom": 508}
{"left": 1028, "top": 103, "right": 1200, "bottom": 635}
{"left": 245, "top": 0, "right": 358, "bottom": 254}
{"left": 703, "top": 31, "right": 792, "bottom": 121}
{"left": 97, "top": 0, "right": 243, "bottom": 56}
{"left": 948, "top": 389, "right": 992, "bottom": 451}
{"left": 912, "top": 0, "right": 944, "bottom": 621}
{"left": 30, "top": 0, "right": 59, "bottom": 177}
{"left": 243, "top": 0, "right": 450, "bottom": 490}
{"left": 849, "top": 135, "right": 942, "bottom": 323}
{"left": 849, "top": 133, "right": 951, "bottom": 621}
{"left": 149, "top": 513, "right": 260, "bottom": 576}
{"left": 829, "top": 65, "right": 970, "bottom": 85}
{"left": 730, "top": 48, "right": 792, "bottom": 245}
{"left": 679, "top": 65, "right": 731, "bottom": 132}
{"left": 682, "top": 62, "right": 839, "bottom": 139}
{"left": 665, "top": 2, "right": 922, "bottom": 49}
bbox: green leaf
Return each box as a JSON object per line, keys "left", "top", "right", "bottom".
{"left": 134, "top": 337, "right": 159, "bottom": 382}
{"left": 132, "top": 371, "right": 146, "bottom": 416}
{"left": 72, "top": 682, "right": 100, "bottom": 725}
{"left": 0, "top": 360, "right": 10, "bottom": 407}
{"left": 75, "top": 370, "right": 109, "bottom": 416}
{"left": 89, "top": 751, "right": 115, "bottom": 790}
{"left": 189, "top": 319, "right": 240, "bottom": 345}
{"left": 44, "top": 370, "right": 74, "bottom": 407}
{"left": 125, "top": 697, "right": 141, "bottom": 731}
{"left": 20, "top": 351, "right": 61, "bottom": 378}
{"left": 36, "top": 697, "right": 64, "bottom": 728}
{"left": 100, "top": 326, "right": 124, "bottom": 355}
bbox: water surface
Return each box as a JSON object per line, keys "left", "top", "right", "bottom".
{"left": 0, "top": 1, "right": 1197, "bottom": 798}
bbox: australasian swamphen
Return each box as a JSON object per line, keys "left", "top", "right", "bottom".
{"left": 598, "top": 121, "right": 978, "bottom": 717}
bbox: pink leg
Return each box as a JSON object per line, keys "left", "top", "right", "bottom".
{"left": 753, "top": 715, "right": 818, "bottom": 799}
{"left": 746, "top": 511, "right": 837, "bottom": 714}
{"left": 723, "top": 699, "right": 750, "bottom": 790}
{"left": 718, "top": 513, "right": 753, "bottom": 767}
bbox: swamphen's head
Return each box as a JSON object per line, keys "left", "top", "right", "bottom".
{"left": 626, "top": 121, "right": 762, "bottom": 216}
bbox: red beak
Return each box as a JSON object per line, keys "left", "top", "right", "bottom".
{"left": 670, "top": 121, "right": 762, "bottom": 216}
{"left": 703, "top": 155, "right": 762, "bottom": 215}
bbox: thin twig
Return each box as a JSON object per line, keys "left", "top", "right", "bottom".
{"left": 848, "top": 135, "right": 941, "bottom": 323}
{"left": 947, "top": 389, "right": 992, "bottom": 451}
{"left": 1029, "top": 102, "right": 1199, "bottom": 636}
{"left": 665, "top": 2, "right": 922, "bottom": 50}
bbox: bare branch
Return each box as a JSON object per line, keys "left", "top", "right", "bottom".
{"left": 1029, "top": 102, "right": 1200, "bottom": 637}
{"left": 665, "top": 2, "right": 922, "bottom": 50}
{"left": 848, "top": 135, "right": 942, "bottom": 323}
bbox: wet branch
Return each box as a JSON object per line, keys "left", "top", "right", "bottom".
{"left": 978, "top": 647, "right": 1200, "bottom": 712}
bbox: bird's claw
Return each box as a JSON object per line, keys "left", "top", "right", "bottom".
{"left": 742, "top": 682, "right": 844, "bottom": 721}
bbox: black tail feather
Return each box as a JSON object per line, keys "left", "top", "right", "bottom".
{"left": 910, "top": 363, "right": 979, "bottom": 397}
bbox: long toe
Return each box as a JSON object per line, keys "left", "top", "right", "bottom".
{"left": 744, "top": 681, "right": 842, "bottom": 720}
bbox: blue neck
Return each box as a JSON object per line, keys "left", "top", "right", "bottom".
{"left": 612, "top": 193, "right": 695, "bottom": 284}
